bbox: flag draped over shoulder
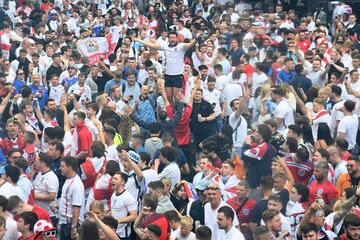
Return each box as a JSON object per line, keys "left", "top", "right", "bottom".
{"left": 76, "top": 37, "right": 109, "bottom": 65}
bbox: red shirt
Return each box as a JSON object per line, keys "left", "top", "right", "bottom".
{"left": 32, "top": 205, "right": 51, "bottom": 222}
{"left": 18, "top": 234, "right": 35, "bottom": 240}
{"left": 298, "top": 39, "right": 311, "bottom": 53}
{"left": 0, "top": 134, "right": 25, "bottom": 156}
{"left": 309, "top": 180, "right": 338, "bottom": 205}
{"left": 244, "top": 64, "right": 254, "bottom": 78}
{"left": 76, "top": 121, "right": 92, "bottom": 157}
{"left": 166, "top": 104, "right": 192, "bottom": 145}
{"left": 285, "top": 156, "right": 313, "bottom": 186}
{"left": 341, "top": 151, "right": 351, "bottom": 161}
{"left": 227, "top": 197, "right": 256, "bottom": 224}
{"left": 142, "top": 213, "right": 169, "bottom": 240}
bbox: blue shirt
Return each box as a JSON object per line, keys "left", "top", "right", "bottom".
{"left": 13, "top": 79, "right": 25, "bottom": 94}
{"left": 29, "top": 84, "right": 48, "bottom": 111}
{"left": 276, "top": 70, "right": 296, "bottom": 85}
{"left": 104, "top": 79, "right": 125, "bottom": 93}
{"left": 62, "top": 76, "right": 78, "bottom": 89}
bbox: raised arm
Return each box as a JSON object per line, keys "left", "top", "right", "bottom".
{"left": 60, "top": 93, "right": 71, "bottom": 133}
{"left": 0, "top": 88, "right": 14, "bottom": 115}
{"left": 277, "top": 156, "right": 295, "bottom": 192}
{"left": 158, "top": 79, "right": 170, "bottom": 107}
{"left": 188, "top": 76, "right": 201, "bottom": 107}
{"left": 135, "top": 38, "right": 161, "bottom": 50}
{"left": 87, "top": 211, "right": 120, "bottom": 240}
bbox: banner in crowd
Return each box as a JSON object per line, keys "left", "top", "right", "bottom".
{"left": 77, "top": 37, "right": 109, "bottom": 65}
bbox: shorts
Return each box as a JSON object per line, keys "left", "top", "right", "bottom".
{"left": 164, "top": 74, "right": 183, "bottom": 88}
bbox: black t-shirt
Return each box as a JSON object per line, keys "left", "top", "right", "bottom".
{"left": 190, "top": 99, "right": 214, "bottom": 133}
{"left": 351, "top": 176, "right": 360, "bottom": 189}
{"left": 250, "top": 199, "right": 268, "bottom": 225}
{"left": 328, "top": 60, "right": 344, "bottom": 80}
{"left": 46, "top": 65, "right": 63, "bottom": 81}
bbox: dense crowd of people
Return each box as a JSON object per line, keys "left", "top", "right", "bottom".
{"left": 2, "top": 0, "right": 360, "bottom": 239}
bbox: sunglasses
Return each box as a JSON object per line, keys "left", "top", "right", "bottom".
{"left": 42, "top": 230, "right": 57, "bottom": 237}
{"left": 19, "top": 73, "right": 24, "bottom": 75}
{"left": 207, "top": 186, "right": 219, "bottom": 190}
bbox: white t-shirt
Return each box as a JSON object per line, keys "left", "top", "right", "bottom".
{"left": 334, "top": 160, "right": 347, "bottom": 184}
{"left": 0, "top": 182, "right": 23, "bottom": 200}
{"left": 330, "top": 100, "right": 344, "bottom": 137}
{"left": 337, "top": 115, "right": 358, "bottom": 150}
{"left": 252, "top": 72, "right": 268, "bottom": 95}
{"left": 203, "top": 88, "right": 222, "bottom": 116}
{"left": 178, "top": 28, "right": 193, "bottom": 40}
{"left": 274, "top": 99, "right": 295, "bottom": 134}
{"left": 33, "top": 170, "right": 59, "bottom": 211}
{"left": 17, "top": 174, "right": 33, "bottom": 203}
{"left": 59, "top": 175, "right": 85, "bottom": 225}
{"left": 215, "top": 75, "right": 229, "bottom": 91}
{"left": 142, "top": 168, "right": 159, "bottom": 194}
{"left": 223, "top": 226, "right": 245, "bottom": 240}
{"left": 204, "top": 201, "right": 239, "bottom": 240}
{"left": 158, "top": 162, "right": 181, "bottom": 189}
{"left": 105, "top": 144, "right": 120, "bottom": 162}
{"left": 170, "top": 230, "right": 196, "bottom": 240}
{"left": 260, "top": 213, "right": 292, "bottom": 234}
{"left": 4, "top": 216, "right": 18, "bottom": 240}
{"left": 223, "top": 82, "right": 245, "bottom": 116}
{"left": 111, "top": 190, "right": 137, "bottom": 238}
{"left": 229, "top": 113, "right": 247, "bottom": 148}
{"left": 162, "top": 43, "right": 186, "bottom": 75}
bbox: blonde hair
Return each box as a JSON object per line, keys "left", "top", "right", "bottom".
{"left": 179, "top": 216, "right": 194, "bottom": 228}
{"left": 89, "top": 200, "right": 105, "bottom": 213}
{"left": 259, "top": 81, "right": 273, "bottom": 100}
{"left": 318, "top": 86, "right": 331, "bottom": 96}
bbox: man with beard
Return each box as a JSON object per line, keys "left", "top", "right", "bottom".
{"left": 339, "top": 214, "right": 360, "bottom": 240}
{"left": 217, "top": 206, "right": 245, "bottom": 240}
{"left": 135, "top": 31, "right": 199, "bottom": 103}
{"left": 241, "top": 124, "right": 277, "bottom": 199}
{"left": 336, "top": 155, "right": 360, "bottom": 195}
{"left": 309, "top": 161, "right": 338, "bottom": 207}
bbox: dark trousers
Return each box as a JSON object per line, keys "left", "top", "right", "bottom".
{"left": 59, "top": 222, "right": 72, "bottom": 240}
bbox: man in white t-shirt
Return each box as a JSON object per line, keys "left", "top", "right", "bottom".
{"left": 158, "top": 146, "right": 181, "bottom": 189}
{"left": 217, "top": 205, "right": 245, "bottom": 240}
{"left": 337, "top": 100, "right": 359, "bottom": 151}
{"left": 0, "top": 196, "right": 18, "bottom": 240}
{"left": 204, "top": 184, "right": 239, "bottom": 240}
{"left": 272, "top": 86, "right": 294, "bottom": 135}
{"left": 222, "top": 71, "right": 246, "bottom": 116}
{"left": 33, "top": 153, "right": 59, "bottom": 212}
{"left": 228, "top": 97, "right": 247, "bottom": 157}
{"left": 329, "top": 85, "right": 344, "bottom": 138}
{"left": 344, "top": 69, "right": 360, "bottom": 115}
{"left": 110, "top": 171, "right": 138, "bottom": 238}
{"left": 58, "top": 157, "right": 85, "bottom": 240}
{"left": 203, "top": 77, "right": 223, "bottom": 132}
{"left": 214, "top": 64, "right": 229, "bottom": 92}
{"left": 136, "top": 31, "right": 199, "bottom": 103}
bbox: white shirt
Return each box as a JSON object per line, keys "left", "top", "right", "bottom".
{"left": 333, "top": 160, "right": 347, "bottom": 184}
{"left": 3, "top": 216, "right": 18, "bottom": 240}
{"left": 49, "top": 84, "right": 65, "bottom": 106}
{"left": 260, "top": 213, "right": 292, "bottom": 234}
{"left": 33, "top": 170, "right": 59, "bottom": 211}
{"left": 337, "top": 115, "right": 358, "bottom": 150}
{"left": 216, "top": 75, "right": 229, "bottom": 92}
{"left": 330, "top": 100, "right": 344, "bottom": 137}
{"left": 0, "top": 182, "right": 23, "bottom": 200}
{"left": 67, "top": 83, "right": 92, "bottom": 107}
{"left": 229, "top": 113, "right": 247, "bottom": 148}
{"left": 105, "top": 144, "right": 120, "bottom": 162}
{"left": 223, "top": 226, "right": 245, "bottom": 240}
{"left": 223, "top": 82, "right": 245, "bottom": 116}
{"left": 274, "top": 99, "right": 295, "bottom": 134}
{"left": 142, "top": 168, "right": 159, "bottom": 194}
{"left": 203, "top": 88, "right": 222, "bottom": 116}
{"left": 178, "top": 28, "right": 193, "bottom": 39}
{"left": 158, "top": 162, "right": 181, "bottom": 189}
{"left": 161, "top": 43, "right": 185, "bottom": 75}
{"left": 111, "top": 190, "right": 137, "bottom": 237}
{"left": 251, "top": 72, "right": 268, "bottom": 96}
{"left": 17, "top": 174, "right": 33, "bottom": 203}
{"left": 306, "top": 69, "right": 325, "bottom": 88}
{"left": 204, "top": 201, "right": 239, "bottom": 240}
{"left": 59, "top": 175, "right": 85, "bottom": 225}
{"left": 171, "top": 230, "right": 196, "bottom": 240}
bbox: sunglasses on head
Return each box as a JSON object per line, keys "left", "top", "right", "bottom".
{"left": 207, "top": 186, "right": 219, "bottom": 190}
{"left": 42, "top": 230, "right": 57, "bottom": 237}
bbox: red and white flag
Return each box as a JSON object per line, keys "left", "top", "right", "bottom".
{"left": 77, "top": 37, "right": 109, "bottom": 65}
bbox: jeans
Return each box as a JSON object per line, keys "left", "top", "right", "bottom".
{"left": 214, "top": 115, "right": 223, "bottom": 133}
{"left": 60, "top": 222, "right": 72, "bottom": 240}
